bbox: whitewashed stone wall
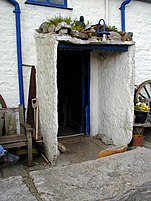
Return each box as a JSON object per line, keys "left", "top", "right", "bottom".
{"left": 0, "top": 0, "right": 149, "bottom": 160}
{"left": 0, "top": 0, "right": 151, "bottom": 106}
{"left": 0, "top": 1, "right": 19, "bottom": 107}
{"left": 35, "top": 34, "right": 58, "bottom": 163}
{"left": 109, "top": 0, "right": 151, "bottom": 85}
{"left": 90, "top": 47, "right": 135, "bottom": 145}
{"left": 36, "top": 33, "right": 135, "bottom": 160}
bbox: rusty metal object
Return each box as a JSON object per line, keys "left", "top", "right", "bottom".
{"left": 27, "top": 66, "right": 36, "bottom": 129}
{"left": 32, "top": 98, "right": 39, "bottom": 141}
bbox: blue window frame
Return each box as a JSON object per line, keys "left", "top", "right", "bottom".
{"left": 25, "top": 0, "right": 67, "bottom": 8}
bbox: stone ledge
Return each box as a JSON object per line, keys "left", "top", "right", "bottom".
{"left": 30, "top": 147, "right": 151, "bottom": 201}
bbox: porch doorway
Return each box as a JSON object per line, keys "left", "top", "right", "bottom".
{"left": 57, "top": 50, "right": 90, "bottom": 137}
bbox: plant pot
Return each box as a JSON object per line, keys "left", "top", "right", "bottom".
{"left": 132, "top": 134, "right": 144, "bottom": 146}
{"left": 134, "top": 110, "right": 148, "bottom": 123}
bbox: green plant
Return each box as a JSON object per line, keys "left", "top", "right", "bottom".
{"left": 46, "top": 16, "right": 119, "bottom": 34}
{"left": 47, "top": 16, "right": 72, "bottom": 26}
{"left": 71, "top": 20, "right": 85, "bottom": 32}
{"left": 134, "top": 102, "right": 149, "bottom": 112}
{"left": 106, "top": 25, "right": 119, "bottom": 32}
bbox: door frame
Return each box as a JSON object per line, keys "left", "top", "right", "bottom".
{"left": 81, "top": 52, "right": 90, "bottom": 135}
{"left": 58, "top": 46, "right": 90, "bottom": 135}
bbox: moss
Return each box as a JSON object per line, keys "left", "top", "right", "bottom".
{"left": 106, "top": 25, "right": 119, "bottom": 32}
{"left": 47, "top": 16, "right": 72, "bottom": 26}
{"left": 71, "top": 20, "right": 85, "bottom": 32}
{"left": 46, "top": 16, "right": 119, "bottom": 33}
{"left": 46, "top": 16, "right": 85, "bottom": 32}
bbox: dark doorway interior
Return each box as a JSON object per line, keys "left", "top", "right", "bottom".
{"left": 57, "top": 50, "right": 89, "bottom": 137}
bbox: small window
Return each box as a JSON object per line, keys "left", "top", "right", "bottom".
{"left": 26, "top": 0, "right": 67, "bottom": 8}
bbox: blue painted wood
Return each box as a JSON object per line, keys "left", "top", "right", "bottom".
{"left": 58, "top": 42, "right": 129, "bottom": 51}
{"left": 81, "top": 58, "right": 85, "bottom": 133}
{"left": 85, "top": 54, "right": 90, "bottom": 135}
{"left": 81, "top": 53, "right": 90, "bottom": 135}
{"left": 97, "top": 19, "right": 110, "bottom": 36}
{"left": 25, "top": 0, "right": 68, "bottom": 8}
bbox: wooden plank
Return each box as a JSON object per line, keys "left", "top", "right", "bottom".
{"left": 19, "top": 105, "right": 25, "bottom": 134}
{"left": 5, "top": 110, "right": 17, "bottom": 135}
{"left": 0, "top": 108, "right": 19, "bottom": 113}
{"left": 27, "top": 129, "right": 33, "bottom": 166}
{"left": 133, "top": 121, "right": 151, "bottom": 127}
{"left": 2, "top": 141, "right": 27, "bottom": 149}
{"left": 0, "top": 113, "right": 4, "bottom": 136}
{"left": 0, "top": 106, "right": 33, "bottom": 166}
{"left": 143, "top": 98, "right": 151, "bottom": 102}
{"left": 0, "top": 134, "right": 27, "bottom": 144}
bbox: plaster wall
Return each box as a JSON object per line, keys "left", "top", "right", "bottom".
{"left": 109, "top": 0, "right": 151, "bottom": 85}
{"left": 35, "top": 33, "right": 135, "bottom": 161}
{"left": 0, "top": 0, "right": 104, "bottom": 107}
{"left": 96, "top": 46, "right": 135, "bottom": 145}
{"left": 90, "top": 52, "right": 99, "bottom": 136}
{"left": 0, "top": 1, "right": 19, "bottom": 107}
{"left": 0, "top": 0, "right": 151, "bottom": 107}
{"left": 35, "top": 34, "right": 58, "bottom": 163}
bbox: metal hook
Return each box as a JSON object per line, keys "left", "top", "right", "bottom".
{"left": 97, "top": 19, "right": 110, "bottom": 36}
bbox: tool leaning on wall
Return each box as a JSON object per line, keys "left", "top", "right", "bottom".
{"left": 32, "top": 98, "right": 39, "bottom": 141}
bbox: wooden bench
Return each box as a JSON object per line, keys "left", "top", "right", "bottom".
{"left": 0, "top": 106, "right": 33, "bottom": 166}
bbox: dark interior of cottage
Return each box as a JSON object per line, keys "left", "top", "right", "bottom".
{"left": 57, "top": 50, "right": 84, "bottom": 136}
{"left": 57, "top": 50, "right": 87, "bottom": 136}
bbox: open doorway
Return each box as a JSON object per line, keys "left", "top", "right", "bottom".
{"left": 57, "top": 50, "right": 90, "bottom": 137}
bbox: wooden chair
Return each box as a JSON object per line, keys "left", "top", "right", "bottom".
{"left": 0, "top": 106, "right": 33, "bottom": 166}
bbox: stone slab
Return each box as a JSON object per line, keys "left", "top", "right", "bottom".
{"left": 30, "top": 147, "right": 151, "bottom": 201}
{"left": 0, "top": 176, "right": 37, "bottom": 201}
{"left": 1, "top": 164, "right": 28, "bottom": 178}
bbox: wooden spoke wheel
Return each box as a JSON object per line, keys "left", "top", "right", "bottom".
{"left": 0, "top": 95, "right": 7, "bottom": 136}
{"left": 134, "top": 80, "right": 151, "bottom": 113}
{"left": 0, "top": 95, "right": 7, "bottom": 108}
{"left": 135, "top": 80, "right": 151, "bottom": 103}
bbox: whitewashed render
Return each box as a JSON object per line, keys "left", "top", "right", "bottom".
{"left": 91, "top": 47, "right": 135, "bottom": 146}
{"left": 35, "top": 33, "right": 135, "bottom": 162}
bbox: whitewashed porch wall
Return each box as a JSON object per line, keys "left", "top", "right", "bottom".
{"left": 35, "top": 34, "right": 58, "bottom": 163}
{"left": 35, "top": 33, "right": 135, "bottom": 161}
{"left": 95, "top": 47, "right": 135, "bottom": 145}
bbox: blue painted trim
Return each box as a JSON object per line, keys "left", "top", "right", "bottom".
{"left": 25, "top": 0, "right": 68, "bottom": 9}
{"left": 58, "top": 43, "right": 129, "bottom": 52}
{"left": 119, "top": 0, "right": 132, "bottom": 32}
{"left": 81, "top": 53, "right": 90, "bottom": 135}
{"left": 6, "top": 0, "right": 24, "bottom": 107}
{"left": 81, "top": 59, "right": 85, "bottom": 133}
{"left": 97, "top": 19, "right": 110, "bottom": 36}
{"left": 85, "top": 54, "right": 90, "bottom": 135}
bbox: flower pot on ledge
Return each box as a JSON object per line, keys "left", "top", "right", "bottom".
{"left": 134, "top": 110, "right": 148, "bottom": 124}
{"left": 132, "top": 126, "right": 144, "bottom": 147}
{"left": 132, "top": 134, "right": 144, "bottom": 146}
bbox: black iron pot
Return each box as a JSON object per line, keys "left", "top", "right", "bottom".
{"left": 134, "top": 110, "right": 148, "bottom": 123}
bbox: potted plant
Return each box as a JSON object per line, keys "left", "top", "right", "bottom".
{"left": 134, "top": 102, "right": 149, "bottom": 123}
{"left": 131, "top": 102, "right": 149, "bottom": 146}
{"left": 132, "top": 126, "right": 145, "bottom": 146}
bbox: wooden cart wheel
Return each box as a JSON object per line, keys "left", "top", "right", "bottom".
{"left": 134, "top": 80, "right": 151, "bottom": 113}
{"left": 0, "top": 95, "right": 7, "bottom": 136}
{"left": 0, "top": 95, "right": 7, "bottom": 108}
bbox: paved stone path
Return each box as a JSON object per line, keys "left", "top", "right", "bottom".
{"left": 0, "top": 176, "right": 36, "bottom": 201}
{"left": 30, "top": 147, "right": 151, "bottom": 201}
{"left": 1, "top": 147, "right": 151, "bottom": 200}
